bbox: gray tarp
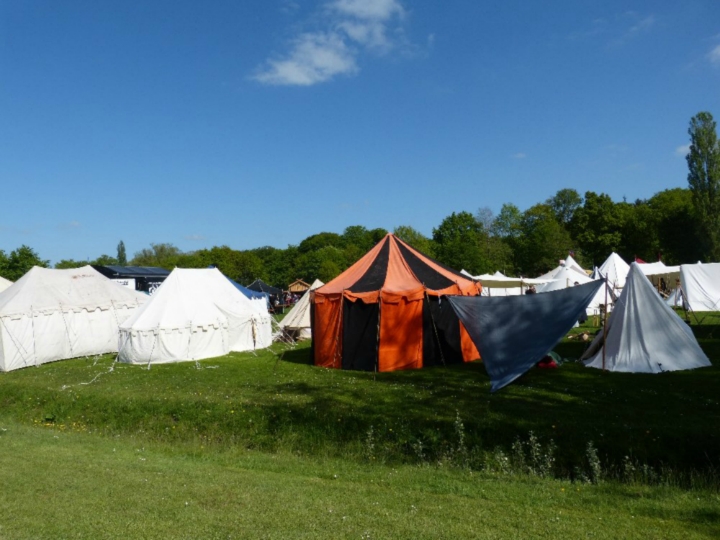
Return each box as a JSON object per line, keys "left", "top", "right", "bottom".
{"left": 447, "top": 280, "right": 603, "bottom": 392}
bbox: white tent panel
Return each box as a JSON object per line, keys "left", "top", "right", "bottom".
{"left": 598, "top": 252, "right": 630, "bottom": 291}
{"left": 118, "top": 268, "right": 271, "bottom": 365}
{"left": 536, "top": 267, "right": 609, "bottom": 315}
{"left": 0, "top": 266, "right": 147, "bottom": 372}
{"left": 583, "top": 263, "right": 710, "bottom": 373}
{"left": 278, "top": 279, "right": 324, "bottom": 340}
{"left": 680, "top": 262, "right": 720, "bottom": 312}
{"left": 0, "top": 276, "right": 12, "bottom": 293}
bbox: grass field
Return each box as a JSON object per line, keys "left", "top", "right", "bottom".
{"left": 1, "top": 313, "right": 720, "bottom": 538}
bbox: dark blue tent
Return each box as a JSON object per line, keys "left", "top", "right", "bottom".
{"left": 447, "top": 280, "right": 603, "bottom": 392}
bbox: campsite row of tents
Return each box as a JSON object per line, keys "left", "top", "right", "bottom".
{"left": 0, "top": 236, "right": 716, "bottom": 393}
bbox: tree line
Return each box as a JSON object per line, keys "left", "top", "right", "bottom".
{"left": 1, "top": 111, "right": 718, "bottom": 287}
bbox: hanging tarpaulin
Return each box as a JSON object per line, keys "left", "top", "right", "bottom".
{"left": 447, "top": 280, "right": 603, "bottom": 392}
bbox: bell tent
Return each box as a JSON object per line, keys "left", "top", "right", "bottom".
{"left": 118, "top": 268, "right": 272, "bottom": 365}
{"left": 596, "top": 252, "right": 630, "bottom": 291}
{"left": 311, "top": 233, "right": 482, "bottom": 372}
{"left": 582, "top": 263, "right": 710, "bottom": 373}
{"left": 278, "top": 279, "right": 324, "bottom": 340}
{"left": 0, "top": 266, "right": 147, "bottom": 372}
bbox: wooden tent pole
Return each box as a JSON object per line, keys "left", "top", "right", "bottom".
{"left": 602, "top": 278, "right": 608, "bottom": 372}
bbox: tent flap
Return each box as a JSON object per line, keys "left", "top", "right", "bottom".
{"left": 448, "top": 281, "right": 603, "bottom": 392}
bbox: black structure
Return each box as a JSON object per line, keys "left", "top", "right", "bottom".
{"left": 93, "top": 265, "right": 170, "bottom": 295}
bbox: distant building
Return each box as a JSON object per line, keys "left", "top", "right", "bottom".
{"left": 287, "top": 279, "right": 311, "bottom": 295}
{"left": 92, "top": 265, "right": 170, "bottom": 295}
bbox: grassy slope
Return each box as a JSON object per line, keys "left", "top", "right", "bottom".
{"left": 1, "top": 313, "right": 720, "bottom": 537}
{"left": 1, "top": 419, "right": 719, "bottom": 540}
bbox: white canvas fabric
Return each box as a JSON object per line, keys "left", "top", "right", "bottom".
{"left": 461, "top": 270, "right": 549, "bottom": 296}
{"left": 537, "top": 258, "right": 588, "bottom": 282}
{"left": 582, "top": 263, "right": 710, "bottom": 373}
{"left": 665, "top": 288, "right": 686, "bottom": 309}
{"left": 0, "top": 276, "right": 12, "bottom": 294}
{"left": 118, "top": 268, "right": 272, "bottom": 365}
{"left": 0, "top": 266, "right": 147, "bottom": 372}
{"left": 680, "top": 262, "right": 720, "bottom": 312}
{"left": 536, "top": 267, "right": 609, "bottom": 315}
{"left": 597, "top": 252, "right": 630, "bottom": 291}
{"left": 278, "top": 279, "right": 324, "bottom": 339}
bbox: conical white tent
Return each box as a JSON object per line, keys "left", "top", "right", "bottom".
{"left": 0, "top": 276, "right": 12, "bottom": 293}
{"left": 278, "top": 279, "right": 324, "bottom": 340}
{"left": 118, "top": 268, "right": 272, "bottom": 365}
{"left": 537, "top": 256, "right": 588, "bottom": 282}
{"left": 536, "top": 267, "right": 608, "bottom": 315}
{"left": 582, "top": 263, "right": 710, "bottom": 373}
{"left": 597, "top": 252, "right": 630, "bottom": 291}
{"left": 0, "top": 266, "right": 147, "bottom": 372}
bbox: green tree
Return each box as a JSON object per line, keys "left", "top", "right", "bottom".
{"left": 570, "top": 192, "right": 622, "bottom": 267}
{"left": 298, "top": 232, "right": 343, "bottom": 254}
{"left": 393, "top": 225, "right": 436, "bottom": 257}
{"left": 648, "top": 188, "right": 703, "bottom": 264}
{"left": 547, "top": 188, "right": 583, "bottom": 225}
{"left": 54, "top": 259, "right": 87, "bottom": 269}
{"left": 130, "top": 243, "right": 182, "bottom": 269}
{"left": 686, "top": 111, "right": 720, "bottom": 260}
{"left": 432, "top": 211, "right": 488, "bottom": 274}
{"left": 93, "top": 254, "right": 118, "bottom": 266}
{"left": 515, "top": 204, "right": 573, "bottom": 276}
{"left": 0, "top": 245, "right": 49, "bottom": 281}
{"left": 117, "top": 240, "right": 127, "bottom": 266}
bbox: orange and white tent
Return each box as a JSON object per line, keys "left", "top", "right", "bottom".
{"left": 311, "top": 234, "right": 482, "bottom": 372}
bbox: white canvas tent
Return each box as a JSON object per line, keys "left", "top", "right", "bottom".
{"left": 0, "top": 266, "right": 147, "bottom": 372}
{"left": 535, "top": 267, "right": 609, "bottom": 315}
{"left": 582, "top": 263, "right": 710, "bottom": 373}
{"left": 460, "top": 270, "right": 549, "bottom": 296}
{"left": 118, "top": 268, "right": 272, "bottom": 365}
{"left": 596, "top": 252, "right": 630, "bottom": 291}
{"left": 537, "top": 256, "right": 588, "bottom": 282}
{"left": 277, "top": 279, "right": 324, "bottom": 340}
{"left": 665, "top": 288, "right": 686, "bottom": 309}
{"left": 0, "top": 276, "right": 12, "bottom": 294}
{"left": 679, "top": 262, "right": 720, "bottom": 312}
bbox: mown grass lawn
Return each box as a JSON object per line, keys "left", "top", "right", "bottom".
{"left": 1, "top": 312, "right": 720, "bottom": 538}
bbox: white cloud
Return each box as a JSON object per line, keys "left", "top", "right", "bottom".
{"left": 511, "top": 153, "right": 527, "bottom": 160}
{"left": 675, "top": 144, "right": 690, "bottom": 157}
{"left": 253, "top": 32, "right": 358, "bottom": 86}
{"left": 253, "top": 0, "right": 408, "bottom": 86}
{"left": 708, "top": 44, "right": 720, "bottom": 65}
{"left": 57, "top": 220, "right": 81, "bottom": 231}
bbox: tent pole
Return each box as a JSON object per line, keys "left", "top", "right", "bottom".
{"left": 602, "top": 279, "right": 608, "bottom": 372}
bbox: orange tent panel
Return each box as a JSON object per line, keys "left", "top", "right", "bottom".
{"left": 378, "top": 297, "right": 424, "bottom": 371}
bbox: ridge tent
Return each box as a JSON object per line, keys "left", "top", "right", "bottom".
{"left": 460, "top": 270, "right": 549, "bottom": 297}
{"left": 311, "top": 233, "right": 482, "bottom": 372}
{"left": 0, "top": 266, "right": 147, "bottom": 372}
{"left": 448, "top": 280, "right": 603, "bottom": 392}
{"left": 247, "top": 279, "right": 283, "bottom": 298}
{"left": 118, "top": 268, "right": 272, "bottom": 365}
{"left": 679, "top": 262, "right": 720, "bottom": 312}
{"left": 582, "top": 263, "right": 710, "bottom": 373}
{"left": 278, "top": 279, "right": 324, "bottom": 340}
{"left": 636, "top": 261, "right": 680, "bottom": 289}
{"left": 206, "top": 266, "right": 271, "bottom": 310}
{"left": 0, "top": 276, "right": 12, "bottom": 293}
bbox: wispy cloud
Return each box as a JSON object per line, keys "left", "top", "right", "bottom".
{"left": 675, "top": 144, "right": 690, "bottom": 157}
{"left": 185, "top": 234, "right": 206, "bottom": 241}
{"left": 570, "top": 12, "right": 655, "bottom": 48}
{"left": 708, "top": 44, "right": 720, "bottom": 65}
{"left": 511, "top": 153, "right": 527, "bottom": 160}
{"left": 252, "top": 0, "right": 409, "bottom": 86}
{"left": 57, "top": 220, "right": 81, "bottom": 231}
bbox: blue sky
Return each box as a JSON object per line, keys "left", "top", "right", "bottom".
{"left": 1, "top": 0, "right": 719, "bottom": 264}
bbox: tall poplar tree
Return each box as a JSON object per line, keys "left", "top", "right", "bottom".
{"left": 687, "top": 112, "right": 720, "bottom": 260}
